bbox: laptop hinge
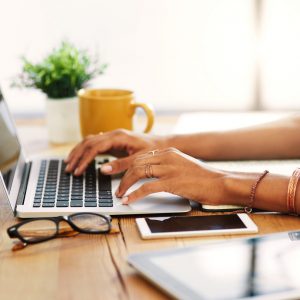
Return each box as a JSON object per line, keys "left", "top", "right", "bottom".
{"left": 15, "top": 161, "right": 32, "bottom": 213}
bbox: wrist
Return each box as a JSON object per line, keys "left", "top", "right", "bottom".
{"left": 224, "top": 172, "right": 289, "bottom": 212}
{"left": 152, "top": 135, "right": 173, "bottom": 150}
{"left": 161, "top": 133, "right": 221, "bottom": 159}
{"left": 162, "top": 134, "right": 181, "bottom": 149}
{"left": 223, "top": 172, "right": 254, "bottom": 207}
{"left": 158, "top": 134, "right": 197, "bottom": 157}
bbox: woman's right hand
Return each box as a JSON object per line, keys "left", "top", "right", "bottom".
{"left": 65, "top": 129, "right": 167, "bottom": 176}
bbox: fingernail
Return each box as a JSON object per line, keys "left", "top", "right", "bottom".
{"left": 101, "top": 165, "right": 112, "bottom": 173}
{"left": 122, "top": 197, "right": 129, "bottom": 205}
{"left": 65, "top": 165, "right": 71, "bottom": 172}
{"left": 64, "top": 158, "right": 69, "bottom": 163}
{"left": 74, "top": 168, "right": 79, "bottom": 176}
{"left": 115, "top": 187, "right": 119, "bottom": 197}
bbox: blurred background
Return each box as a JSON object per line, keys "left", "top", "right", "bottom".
{"left": 1, "top": 0, "right": 300, "bottom": 115}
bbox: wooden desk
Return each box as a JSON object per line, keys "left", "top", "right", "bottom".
{"left": 1, "top": 116, "right": 300, "bottom": 300}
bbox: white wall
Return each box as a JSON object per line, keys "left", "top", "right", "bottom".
{"left": 1, "top": 1, "right": 300, "bottom": 114}
{"left": 261, "top": 0, "right": 300, "bottom": 109}
{"left": 0, "top": 0, "right": 256, "bottom": 114}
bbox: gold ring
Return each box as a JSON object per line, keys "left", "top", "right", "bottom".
{"left": 149, "top": 164, "right": 153, "bottom": 178}
{"left": 148, "top": 149, "right": 158, "bottom": 156}
{"left": 145, "top": 164, "right": 154, "bottom": 178}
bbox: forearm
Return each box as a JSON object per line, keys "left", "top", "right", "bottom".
{"left": 163, "top": 115, "right": 300, "bottom": 160}
{"left": 223, "top": 171, "right": 290, "bottom": 213}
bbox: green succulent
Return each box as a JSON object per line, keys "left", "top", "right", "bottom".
{"left": 14, "top": 41, "right": 107, "bottom": 99}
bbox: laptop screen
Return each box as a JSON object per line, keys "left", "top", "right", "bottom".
{"left": 0, "top": 90, "right": 21, "bottom": 192}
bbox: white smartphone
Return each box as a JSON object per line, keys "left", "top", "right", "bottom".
{"left": 136, "top": 213, "right": 258, "bottom": 239}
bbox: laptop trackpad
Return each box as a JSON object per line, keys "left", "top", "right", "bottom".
{"left": 113, "top": 178, "right": 190, "bottom": 212}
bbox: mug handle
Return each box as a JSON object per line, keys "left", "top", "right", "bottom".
{"left": 131, "top": 102, "right": 154, "bottom": 133}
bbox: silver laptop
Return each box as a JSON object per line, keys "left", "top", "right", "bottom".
{"left": 0, "top": 90, "right": 191, "bottom": 218}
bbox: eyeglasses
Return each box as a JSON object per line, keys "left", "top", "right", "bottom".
{"left": 7, "top": 213, "right": 112, "bottom": 250}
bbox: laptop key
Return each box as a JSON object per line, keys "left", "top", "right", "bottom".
{"left": 33, "top": 203, "right": 41, "bottom": 207}
{"left": 57, "top": 194, "right": 69, "bottom": 200}
{"left": 58, "top": 188, "right": 70, "bottom": 192}
{"left": 71, "top": 195, "right": 83, "bottom": 200}
{"left": 85, "top": 193, "right": 96, "bottom": 197}
{"left": 43, "top": 194, "right": 55, "bottom": 198}
{"left": 57, "top": 194, "right": 70, "bottom": 198}
{"left": 43, "top": 198, "right": 55, "bottom": 203}
{"left": 56, "top": 201, "right": 69, "bottom": 207}
{"left": 99, "top": 195, "right": 113, "bottom": 200}
{"left": 85, "top": 202, "right": 97, "bottom": 207}
{"left": 98, "top": 191, "right": 112, "bottom": 196}
{"left": 99, "top": 202, "right": 113, "bottom": 207}
{"left": 42, "top": 202, "right": 55, "bottom": 207}
{"left": 99, "top": 201, "right": 113, "bottom": 205}
{"left": 70, "top": 201, "right": 83, "bottom": 207}
{"left": 85, "top": 198, "right": 97, "bottom": 202}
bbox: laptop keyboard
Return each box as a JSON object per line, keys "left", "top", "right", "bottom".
{"left": 33, "top": 159, "right": 113, "bottom": 208}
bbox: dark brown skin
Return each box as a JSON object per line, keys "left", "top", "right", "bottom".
{"left": 65, "top": 116, "right": 300, "bottom": 213}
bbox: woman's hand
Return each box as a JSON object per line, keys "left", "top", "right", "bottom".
{"left": 65, "top": 129, "right": 166, "bottom": 175}
{"left": 103, "top": 148, "right": 229, "bottom": 205}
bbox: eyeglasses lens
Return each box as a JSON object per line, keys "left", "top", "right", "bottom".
{"left": 18, "top": 220, "right": 57, "bottom": 242}
{"left": 69, "top": 214, "right": 110, "bottom": 233}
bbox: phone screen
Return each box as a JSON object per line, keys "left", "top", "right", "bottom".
{"left": 145, "top": 215, "right": 246, "bottom": 233}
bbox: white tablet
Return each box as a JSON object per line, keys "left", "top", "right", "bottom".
{"left": 128, "top": 231, "right": 300, "bottom": 300}
{"left": 136, "top": 213, "right": 258, "bottom": 239}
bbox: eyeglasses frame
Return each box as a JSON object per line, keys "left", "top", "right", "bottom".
{"left": 7, "top": 213, "right": 112, "bottom": 245}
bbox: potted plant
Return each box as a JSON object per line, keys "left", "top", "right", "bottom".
{"left": 14, "top": 41, "right": 107, "bottom": 143}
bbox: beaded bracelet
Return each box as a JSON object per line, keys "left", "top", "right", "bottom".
{"left": 244, "top": 170, "right": 269, "bottom": 213}
{"left": 287, "top": 168, "right": 300, "bottom": 215}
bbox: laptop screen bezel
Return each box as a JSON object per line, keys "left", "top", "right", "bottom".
{"left": 0, "top": 88, "right": 27, "bottom": 212}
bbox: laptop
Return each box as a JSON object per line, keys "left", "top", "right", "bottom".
{"left": 128, "top": 230, "right": 300, "bottom": 300}
{"left": 0, "top": 89, "right": 191, "bottom": 218}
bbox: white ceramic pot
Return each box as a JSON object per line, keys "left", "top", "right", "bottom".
{"left": 46, "top": 97, "right": 81, "bottom": 144}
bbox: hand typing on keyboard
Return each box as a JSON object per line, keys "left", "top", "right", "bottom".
{"left": 65, "top": 129, "right": 164, "bottom": 176}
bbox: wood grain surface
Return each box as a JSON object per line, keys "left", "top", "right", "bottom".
{"left": 1, "top": 116, "right": 300, "bottom": 300}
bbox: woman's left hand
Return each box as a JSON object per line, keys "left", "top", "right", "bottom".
{"left": 102, "top": 148, "right": 228, "bottom": 205}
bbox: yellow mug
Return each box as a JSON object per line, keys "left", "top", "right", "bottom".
{"left": 78, "top": 89, "right": 154, "bottom": 137}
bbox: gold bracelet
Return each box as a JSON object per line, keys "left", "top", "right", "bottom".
{"left": 244, "top": 170, "right": 269, "bottom": 213}
{"left": 287, "top": 168, "right": 300, "bottom": 214}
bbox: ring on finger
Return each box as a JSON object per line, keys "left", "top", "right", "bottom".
{"left": 145, "top": 164, "right": 154, "bottom": 178}
{"left": 148, "top": 149, "right": 159, "bottom": 156}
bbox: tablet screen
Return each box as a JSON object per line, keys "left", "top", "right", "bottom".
{"left": 129, "top": 231, "right": 300, "bottom": 300}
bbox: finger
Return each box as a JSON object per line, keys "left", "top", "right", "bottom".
{"left": 65, "top": 140, "right": 94, "bottom": 172}
{"left": 65, "top": 134, "right": 96, "bottom": 163}
{"left": 121, "top": 180, "right": 166, "bottom": 204}
{"left": 73, "top": 148, "right": 99, "bottom": 176}
{"left": 117, "top": 165, "right": 166, "bottom": 197}
{"left": 101, "top": 155, "right": 137, "bottom": 175}
{"left": 72, "top": 139, "right": 113, "bottom": 174}
{"left": 100, "top": 147, "right": 163, "bottom": 175}
{"left": 132, "top": 152, "right": 163, "bottom": 167}
{"left": 66, "top": 138, "right": 111, "bottom": 173}
{"left": 133, "top": 148, "right": 180, "bottom": 167}
{"left": 66, "top": 130, "right": 130, "bottom": 172}
{"left": 65, "top": 142, "right": 85, "bottom": 170}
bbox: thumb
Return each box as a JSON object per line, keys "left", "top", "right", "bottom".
{"left": 100, "top": 155, "right": 136, "bottom": 175}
